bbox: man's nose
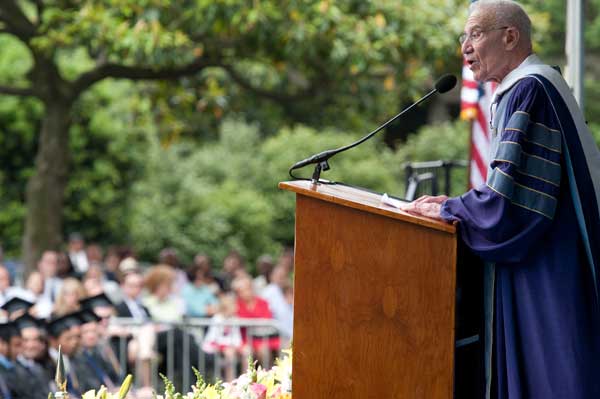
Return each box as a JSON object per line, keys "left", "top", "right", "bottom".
{"left": 462, "top": 40, "right": 473, "bottom": 55}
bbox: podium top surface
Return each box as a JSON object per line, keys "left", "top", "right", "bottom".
{"left": 279, "top": 180, "right": 456, "bottom": 234}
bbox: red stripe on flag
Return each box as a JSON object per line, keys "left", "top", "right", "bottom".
{"left": 475, "top": 104, "right": 489, "bottom": 141}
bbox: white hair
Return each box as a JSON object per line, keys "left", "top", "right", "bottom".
{"left": 470, "top": 0, "right": 532, "bottom": 45}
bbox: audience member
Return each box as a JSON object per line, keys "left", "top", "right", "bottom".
{"left": 13, "top": 314, "right": 52, "bottom": 398}
{"left": 56, "top": 251, "right": 79, "bottom": 280}
{"left": 183, "top": 262, "right": 218, "bottom": 318}
{"left": 0, "top": 245, "right": 19, "bottom": 287}
{"left": 192, "top": 254, "right": 223, "bottom": 295}
{"left": 67, "top": 232, "right": 89, "bottom": 274}
{"left": 47, "top": 312, "right": 85, "bottom": 395}
{"left": 0, "top": 322, "right": 32, "bottom": 398}
{"left": 52, "top": 278, "right": 85, "bottom": 317}
{"left": 86, "top": 244, "right": 104, "bottom": 266}
{"left": 260, "top": 265, "right": 293, "bottom": 341}
{"left": 79, "top": 293, "right": 122, "bottom": 382}
{"left": 117, "top": 256, "right": 140, "bottom": 280}
{"left": 37, "top": 251, "right": 62, "bottom": 303}
{"left": 276, "top": 247, "right": 294, "bottom": 274}
{"left": 201, "top": 294, "right": 244, "bottom": 382}
{"left": 0, "top": 264, "right": 27, "bottom": 309}
{"left": 142, "top": 265, "right": 185, "bottom": 323}
{"left": 1, "top": 297, "right": 34, "bottom": 322}
{"left": 103, "top": 246, "right": 122, "bottom": 283}
{"left": 158, "top": 248, "right": 187, "bottom": 292}
{"left": 232, "top": 276, "right": 279, "bottom": 366}
{"left": 253, "top": 255, "right": 274, "bottom": 293}
{"left": 23, "top": 271, "right": 53, "bottom": 319}
{"left": 115, "top": 270, "right": 155, "bottom": 388}
{"left": 16, "top": 312, "right": 54, "bottom": 384}
{"left": 124, "top": 266, "right": 201, "bottom": 389}
{"left": 222, "top": 250, "right": 249, "bottom": 292}
{"left": 116, "top": 271, "right": 149, "bottom": 321}
{"left": 83, "top": 264, "right": 122, "bottom": 304}
{"left": 73, "top": 309, "right": 118, "bottom": 391}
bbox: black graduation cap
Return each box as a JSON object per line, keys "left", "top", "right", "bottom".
{"left": 13, "top": 313, "right": 45, "bottom": 332}
{"left": 79, "top": 293, "right": 114, "bottom": 310}
{"left": 77, "top": 309, "right": 101, "bottom": 324}
{"left": 0, "top": 322, "right": 19, "bottom": 342}
{"left": 47, "top": 312, "right": 82, "bottom": 338}
{"left": 0, "top": 297, "right": 34, "bottom": 316}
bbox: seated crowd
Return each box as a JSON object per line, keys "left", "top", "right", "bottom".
{"left": 0, "top": 236, "right": 294, "bottom": 397}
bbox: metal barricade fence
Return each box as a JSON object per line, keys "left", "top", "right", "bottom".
{"left": 404, "top": 160, "right": 468, "bottom": 201}
{"left": 107, "top": 317, "right": 288, "bottom": 391}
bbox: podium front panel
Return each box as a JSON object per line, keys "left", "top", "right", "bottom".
{"left": 292, "top": 193, "right": 457, "bottom": 399}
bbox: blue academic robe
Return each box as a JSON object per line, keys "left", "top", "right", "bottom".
{"left": 441, "top": 74, "right": 600, "bottom": 398}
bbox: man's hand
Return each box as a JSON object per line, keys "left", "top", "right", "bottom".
{"left": 400, "top": 195, "right": 448, "bottom": 221}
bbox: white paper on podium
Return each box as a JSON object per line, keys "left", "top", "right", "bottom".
{"left": 381, "top": 193, "right": 406, "bottom": 209}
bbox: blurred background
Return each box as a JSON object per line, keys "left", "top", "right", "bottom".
{"left": 1, "top": 1, "right": 600, "bottom": 394}
{"left": 0, "top": 0, "right": 599, "bottom": 276}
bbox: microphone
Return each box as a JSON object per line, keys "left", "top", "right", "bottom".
{"left": 289, "top": 74, "right": 457, "bottom": 182}
{"left": 435, "top": 74, "right": 458, "bottom": 94}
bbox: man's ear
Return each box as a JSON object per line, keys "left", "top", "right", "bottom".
{"left": 505, "top": 27, "right": 520, "bottom": 50}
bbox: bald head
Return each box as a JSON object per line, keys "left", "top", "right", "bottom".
{"left": 470, "top": 0, "right": 532, "bottom": 52}
{"left": 462, "top": 0, "right": 533, "bottom": 82}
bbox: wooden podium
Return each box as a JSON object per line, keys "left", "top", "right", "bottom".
{"left": 279, "top": 180, "right": 481, "bottom": 399}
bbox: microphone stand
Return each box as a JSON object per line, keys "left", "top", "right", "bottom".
{"left": 290, "top": 87, "right": 440, "bottom": 185}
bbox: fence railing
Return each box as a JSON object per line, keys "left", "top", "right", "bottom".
{"left": 106, "top": 317, "right": 288, "bottom": 391}
{"left": 403, "top": 160, "right": 468, "bottom": 201}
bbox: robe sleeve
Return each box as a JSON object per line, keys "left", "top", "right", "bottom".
{"left": 441, "top": 77, "right": 563, "bottom": 263}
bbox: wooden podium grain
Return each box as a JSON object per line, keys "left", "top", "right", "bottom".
{"left": 279, "top": 180, "right": 459, "bottom": 399}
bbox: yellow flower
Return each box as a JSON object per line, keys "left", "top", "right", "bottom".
{"left": 260, "top": 373, "right": 275, "bottom": 396}
{"left": 201, "top": 385, "right": 221, "bottom": 399}
{"left": 118, "top": 374, "right": 133, "bottom": 399}
{"left": 82, "top": 391, "right": 96, "bottom": 399}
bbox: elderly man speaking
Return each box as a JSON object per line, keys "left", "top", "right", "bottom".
{"left": 404, "top": 0, "right": 600, "bottom": 398}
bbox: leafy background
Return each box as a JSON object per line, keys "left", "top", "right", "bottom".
{"left": 0, "top": 0, "right": 599, "bottom": 267}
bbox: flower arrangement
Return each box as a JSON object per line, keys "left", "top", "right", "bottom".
{"left": 79, "top": 375, "right": 133, "bottom": 399}
{"left": 78, "top": 349, "right": 293, "bottom": 399}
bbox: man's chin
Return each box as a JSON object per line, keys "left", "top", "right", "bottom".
{"left": 472, "top": 71, "right": 486, "bottom": 82}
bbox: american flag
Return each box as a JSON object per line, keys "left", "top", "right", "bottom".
{"left": 460, "top": 60, "right": 497, "bottom": 188}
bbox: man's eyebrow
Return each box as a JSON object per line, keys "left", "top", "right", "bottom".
{"left": 466, "top": 25, "right": 484, "bottom": 31}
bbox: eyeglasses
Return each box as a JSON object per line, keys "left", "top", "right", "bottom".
{"left": 459, "top": 26, "right": 509, "bottom": 45}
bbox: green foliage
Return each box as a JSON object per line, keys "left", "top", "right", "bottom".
{"left": 0, "top": 79, "right": 151, "bottom": 256}
{"left": 129, "top": 119, "right": 402, "bottom": 266}
{"left": 128, "top": 0, "right": 469, "bottom": 140}
{"left": 0, "top": 94, "right": 41, "bottom": 255}
{"left": 63, "top": 79, "right": 150, "bottom": 245}
{"left": 160, "top": 373, "right": 184, "bottom": 399}
{"left": 0, "top": 35, "right": 32, "bottom": 84}
{"left": 585, "top": 0, "right": 600, "bottom": 52}
{"left": 396, "top": 119, "right": 470, "bottom": 197}
{"left": 2, "top": 0, "right": 600, "bottom": 264}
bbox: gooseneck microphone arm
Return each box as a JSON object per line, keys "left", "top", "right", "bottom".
{"left": 288, "top": 74, "right": 457, "bottom": 184}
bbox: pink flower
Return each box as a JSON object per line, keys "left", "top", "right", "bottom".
{"left": 250, "top": 383, "right": 267, "bottom": 399}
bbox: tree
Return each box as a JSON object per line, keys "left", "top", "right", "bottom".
{"left": 128, "top": 119, "right": 403, "bottom": 265}
{"left": 0, "top": 0, "right": 465, "bottom": 273}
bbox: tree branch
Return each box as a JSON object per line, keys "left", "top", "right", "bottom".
{"left": 221, "top": 64, "right": 317, "bottom": 103}
{"left": 0, "top": 2, "right": 37, "bottom": 41}
{"left": 0, "top": 85, "right": 35, "bottom": 97}
{"left": 34, "top": 0, "right": 44, "bottom": 26}
{"left": 71, "top": 56, "right": 221, "bottom": 96}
